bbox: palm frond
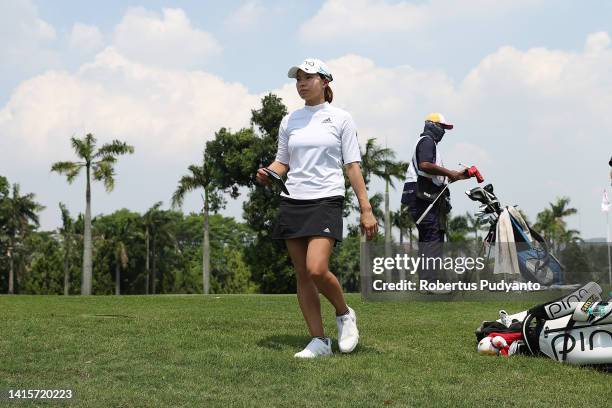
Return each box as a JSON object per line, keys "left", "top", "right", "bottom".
{"left": 148, "top": 201, "right": 164, "bottom": 213}
{"left": 59, "top": 202, "right": 73, "bottom": 232}
{"left": 70, "top": 134, "right": 96, "bottom": 161}
{"left": 94, "top": 155, "right": 117, "bottom": 165}
{"left": 360, "top": 138, "right": 408, "bottom": 189}
{"left": 187, "top": 165, "right": 207, "bottom": 184}
{"left": 172, "top": 174, "right": 200, "bottom": 208}
{"left": 70, "top": 136, "right": 85, "bottom": 159}
{"left": 95, "top": 140, "right": 135, "bottom": 159}
{"left": 50, "top": 161, "right": 83, "bottom": 184}
{"left": 3, "top": 183, "right": 43, "bottom": 236}
{"left": 92, "top": 160, "right": 116, "bottom": 192}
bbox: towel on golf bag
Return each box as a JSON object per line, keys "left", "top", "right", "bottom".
{"left": 494, "top": 207, "right": 534, "bottom": 276}
{"left": 494, "top": 208, "right": 519, "bottom": 275}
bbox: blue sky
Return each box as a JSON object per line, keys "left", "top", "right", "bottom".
{"left": 1, "top": 0, "right": 611, "bottom": 239}
{"left": 20, "top": 0, "right": 612, "bottom": 89}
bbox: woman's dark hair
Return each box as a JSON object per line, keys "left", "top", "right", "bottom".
{"left": 319, "top": 73, "right": 333, "bottom": 103}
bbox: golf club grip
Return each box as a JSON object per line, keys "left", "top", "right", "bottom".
{"left": 416, "top": 203, "right": 434, "bottom": 225}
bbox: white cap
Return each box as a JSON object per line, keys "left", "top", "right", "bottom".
{"left": 288, "top": 58, "right": 333, "bottom": 82}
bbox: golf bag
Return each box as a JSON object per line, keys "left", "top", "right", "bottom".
{"left": 475, "top": 282, "right": 612, "bottom": 366}
{"left": 465, "top": 183, "right": 563, "bottom": 285}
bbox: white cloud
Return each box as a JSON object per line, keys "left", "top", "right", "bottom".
{"left": 112, "top": 7, "right": 222, "bottom": 69}
{"left": 0, "top": 47, "right": 258, "bottom": 161}
{"left": 225, "top": 1, "right": 266, "bottom": 31}
{"left": 299, "top": 0, "right": 543, "bottom": 42}
{"left": 459, "top": 33, "right": 612, "bottom": 131}
{"left": 585, "top": 31, "right": 611, "bottom": 54}
{"left": 0, "top": 0, "right": 59, "bottom": 75}
{"left": 69, "top": 23, "right": 104, "bottom": 53}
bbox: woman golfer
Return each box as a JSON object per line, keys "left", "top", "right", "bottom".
{"left": 256, "top": 58, "right": 377, "bottom": 358}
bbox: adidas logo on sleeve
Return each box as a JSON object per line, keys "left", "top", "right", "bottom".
{"left": 321, "top": 117, "right": 332, "bottom": 124}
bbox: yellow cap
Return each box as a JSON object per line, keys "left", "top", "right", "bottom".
{"left": 425, "top": 112, "right": 453, "bottom": 129}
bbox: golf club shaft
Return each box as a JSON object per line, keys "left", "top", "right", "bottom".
{"left": 416, "top": 184, "right": 450, "bottom": 225}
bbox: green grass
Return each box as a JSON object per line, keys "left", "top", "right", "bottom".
{"left": 0, "top": 294, "right": 610, "bottom": 407}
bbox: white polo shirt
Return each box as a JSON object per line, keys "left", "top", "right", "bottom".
{"left": 275, "top": 102, "right": 361, "bottom": 199}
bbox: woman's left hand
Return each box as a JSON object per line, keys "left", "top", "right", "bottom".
{"left": 360, "top": 209, "right": 378, "bottom": 241}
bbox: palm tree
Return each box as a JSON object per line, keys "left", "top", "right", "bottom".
{"left": 108, "top": 222, "right": 132, "bottom": 296}
{"left": 114, "top": 242, "right": 128, "bottom": 295}
{"left": 447, "top": 214, "right": 470, "bottom": 243}
{"left": 360, "top": 138, "right": 408, "bottom": 188}
{"left": 143, "top": 202, "right": 175, "bottom": 294}
{"left": 550, "top": 197, "right": 578, "bottom": 243}
{"left": 392, "top": 205, "right": 416, "bottom": 247}
{"left": 172, "top": 149, "right": 224, "bottom": 295}
{"left": 0, "top": 176, "right": 9, "bottom": 271}
{"left": 550, "top": 197, "right": 577, "bottom": 222}
{"left": 560, "top": 228, "right": 582, "bottom": 245}
{"left": 535, "top": 197, "right": 578, "bottom": 254}
{"left": 465, "top": 211, "right": 489, "bottom": 254}
{"left": 3, "top": 184, "right": 44, "bottom": 294}
{"left": 359, "top": 138, "right": 408, "bottom": 243}
{"left": 143, "top": 201, "right": 161, "bottom": 294}
{"left": 58, "top": 203, "right": 75, "bottom": 295}
{"left": 51, "top": 133, "right": 134, "bottom": 295}
{"left": 534, "top": 208, "right": 555, "bottom": 247}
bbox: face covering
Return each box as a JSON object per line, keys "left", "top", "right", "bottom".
{"left": 422, "top": 121, "right": 445, "bottom": 143}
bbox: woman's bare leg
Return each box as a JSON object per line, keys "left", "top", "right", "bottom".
{"left": 286, "top": 238, "right": 324, "bottom": 337}
{"left": 306, "top": 237, "right": 348, "bottom": 315}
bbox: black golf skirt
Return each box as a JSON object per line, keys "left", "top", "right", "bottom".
{"left": 272, "top": 195, "right": 344, "bottom": 244}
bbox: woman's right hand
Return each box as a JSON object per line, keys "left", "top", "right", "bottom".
{"left": 360, "top": 208, "right": 378, "bottom": 241}
{"left": 256, "top": 168, "right": 271, "bottom": 186}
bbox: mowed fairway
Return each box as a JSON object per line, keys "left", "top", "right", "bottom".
{"left": 1, "top": 294, "right": 610, "bottom": 407}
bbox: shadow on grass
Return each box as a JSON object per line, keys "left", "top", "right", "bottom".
{"left": 591, "top": 364, "right": 611, "bottom": 373}
{"left": 257, "top": 334, "right": 305, "bottom": 351}
{"left": 257, "top": 334, "right": 383, "bottom": 355}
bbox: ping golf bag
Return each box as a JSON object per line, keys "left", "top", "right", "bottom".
{"left": 465, "top": 183, "right": 563, "bottom": 285}
{"left": 475, "top": 282, "right": 612, "bottom": 366}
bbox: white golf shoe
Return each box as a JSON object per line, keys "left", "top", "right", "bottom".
{"left": 337, "top": 306, "right": 359, "bottom": 353}
{"left": 294, "top": 337, "right": 332, "bottom": 359}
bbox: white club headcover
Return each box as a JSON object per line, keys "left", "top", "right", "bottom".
{"left": 477, "top": 337, "right": 498, "bottom": 356}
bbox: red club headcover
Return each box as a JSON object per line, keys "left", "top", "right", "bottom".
{"left": 466, "top": 166, "right": 484, "bottom": 183}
